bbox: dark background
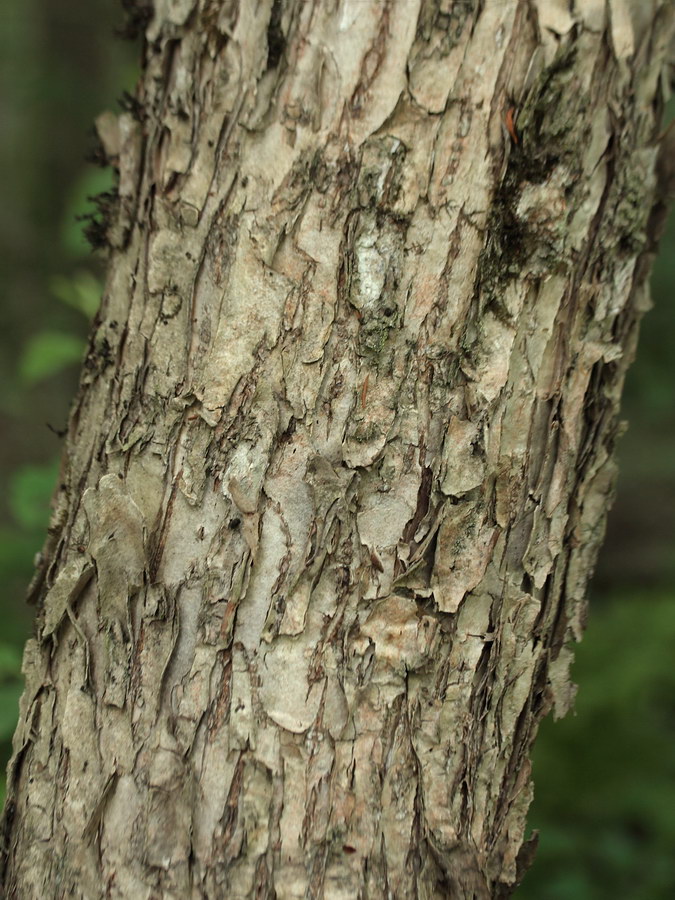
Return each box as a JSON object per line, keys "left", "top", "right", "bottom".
{"left": 0, "top": 3, "right": 673, "bottom": 896}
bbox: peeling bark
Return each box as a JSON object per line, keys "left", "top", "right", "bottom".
{"left": 2, "top": 1, "right": 674, "bottom": 897}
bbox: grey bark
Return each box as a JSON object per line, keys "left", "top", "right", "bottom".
{"left": 2, "top": 1, "right": 674, "bottom": 897}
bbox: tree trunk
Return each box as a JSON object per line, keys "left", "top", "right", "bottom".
{"left": 2, "top": 1, "right": 674, "bottom": 897}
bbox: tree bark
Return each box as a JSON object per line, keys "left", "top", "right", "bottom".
{"left": 2, "top": 1, "right": 674, "bottom": 897}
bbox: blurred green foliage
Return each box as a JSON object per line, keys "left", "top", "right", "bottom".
{"left": 626, "top": 213, "right": 675, "bottom": 428}
{"left": 9, "top": 461, "right": 61, "bottom": 530}
{"left": 51, "top": 268, "right": 105, "bottom": 318}
{"left": 19, "top": 329, "right": 86, "bottom": 384}
{"left": 521, "top": 592, "right": 675, "bottom": 898}
{"left": 0, "top": 0, "right": 137, "bottom": 804}
{"left": 0, "top": 3, "right": 673, "bottom": 895}
{"left": 18, "top": 258, "right": 99, "bottom": 385}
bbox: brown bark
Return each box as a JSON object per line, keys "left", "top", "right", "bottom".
{"left": 2, "top": 1, "right": 674, "bottom": 897}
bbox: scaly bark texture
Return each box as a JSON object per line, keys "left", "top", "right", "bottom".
{"left": 2, "top": 1, "right": 674, "bottom": 897}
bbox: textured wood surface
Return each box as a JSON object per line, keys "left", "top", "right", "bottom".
{"left": 2, "top": 2, "right": 674, "bottom": 897}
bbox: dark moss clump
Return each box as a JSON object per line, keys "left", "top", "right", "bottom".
{"left": 83, "top": 319, "right": 116, "bottom": 378}
{"left": 85, "top": 127, "right": 110, "bottom": 169}
{"left": 479, "top": 182, "right": 531, "bottom": 284}
{"left": 117, "top": 90, "right": 145, "bottom": 123}
{"left": 117, "top": 0, "right": 153, "bottom": 41}
{"left": 79, "top": 189, "right": 119, "bottom": 251}
{"left": 475, "top": 43, "right": 585, "bottom": 305}
{"left": 516, "top": 44, "right": 583, "bottom": 184}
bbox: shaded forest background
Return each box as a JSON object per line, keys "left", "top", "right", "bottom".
{"left": 0, "top": 2, "right": 673, "bottom": 896}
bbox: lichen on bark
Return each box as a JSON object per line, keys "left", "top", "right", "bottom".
{"left": 2, "top": 1, "right": 674, "bottom": 898}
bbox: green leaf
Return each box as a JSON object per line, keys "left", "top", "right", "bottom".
{"left": 9, "top": 460, "right": 59, "bottom": 531}
{"left": 0, "top": 527, "right": 42, "bottom": 579}
{"left": 19, "top": 330, "right": 84, "bottom": 384}
{"left": 50, "top": 269, "right": 101, "bottom": 319}
{"left": 0, "top": 645, "right": 22, "bottom": 679}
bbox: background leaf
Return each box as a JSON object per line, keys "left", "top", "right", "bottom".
{"left": 50, "top": 269, "right": 101, "bottom": 318}
{"left": 9, "top": 460, "right": 59, "bottom": 531}
{"left": 19, "top": 331, "right": 84, "bottom": 384}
